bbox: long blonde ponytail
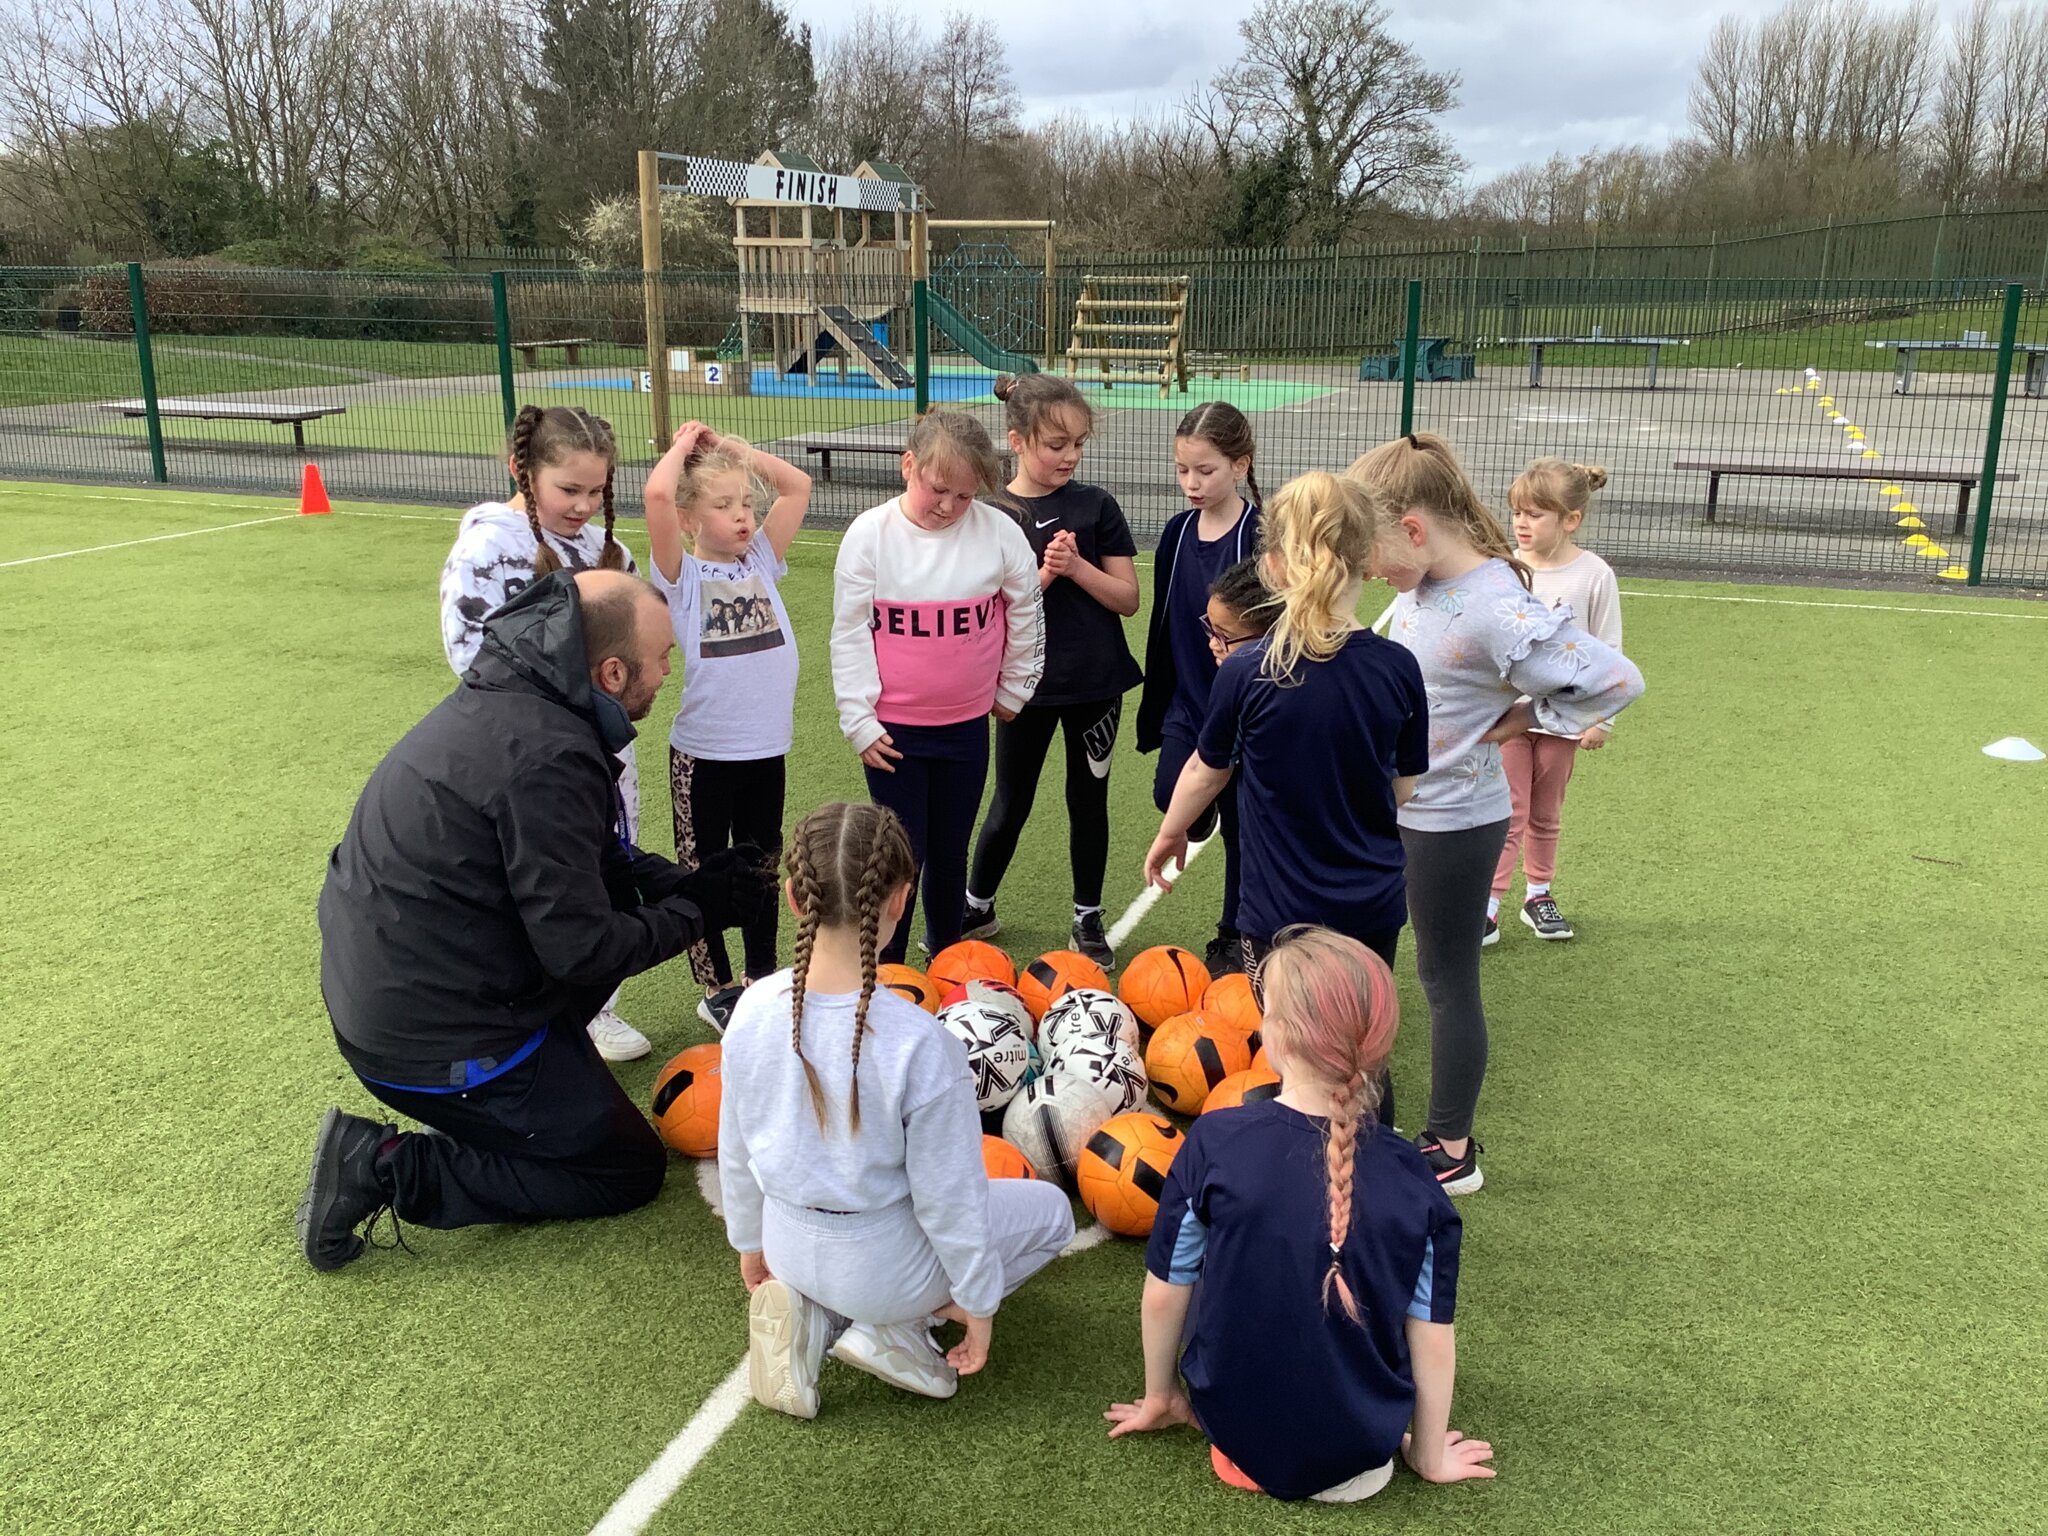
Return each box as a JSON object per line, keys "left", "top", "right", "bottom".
{"left": 1258, "top": 471, "right": 1390, "bottom": 684}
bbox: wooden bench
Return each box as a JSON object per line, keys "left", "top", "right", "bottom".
{"left": 513, "top": 336, "right": 592, "bottom": 368}
{"left": 1863, "top": 338, "right": 2048, "bottom": 397}
{"left": 1672, "top": 451, "right": 1988, "bottom": 535}
{"left": 1186, "top": 352, "right": 1251, "bottom": 382}
{"left": 795, "top": 439, "right": 1014, "bottom": 483}
{"left": 99, "top": 399, "right": 346, "bottom": 449}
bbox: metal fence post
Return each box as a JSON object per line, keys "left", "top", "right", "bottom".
{"left": 490, "top": 271, "right": 517, "bottom": 434}
{"left": 912, "top": 207, "right": 931, "bottom": 415}
{"left": 125, "top": 262, "right": 167, "bottom": 483}
{"left": 1399, "top": 279, "right": 1422, "bottom": 436}
{"left": 1966, "top": 283, "right": 2023, "bottom": 585}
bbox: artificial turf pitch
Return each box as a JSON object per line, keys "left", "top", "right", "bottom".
{"left": 3, "top": 481, "right": 2044, "bottom": 1536}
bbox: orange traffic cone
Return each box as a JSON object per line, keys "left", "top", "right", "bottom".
{"left": 299, "top": 462, "right": 332, "bottom": 516}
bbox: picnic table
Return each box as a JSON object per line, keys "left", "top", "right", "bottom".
{"left": 1672, "top": 451, "right": 1989, "bottom": 535}
{"left": 1511, "top": 336, "right": 1689, "bottom": 389}
{"left": 513, "top": 337, "right": 592, "bottom": 368}
{"left": 794, "top": 439, "right": 1015, "bottom": 483}
{"left": 1863, "top": 339, "right": 2048, "bottom": 397}
{"left": 99, "top": 399, "right": 346, "bottom": 449}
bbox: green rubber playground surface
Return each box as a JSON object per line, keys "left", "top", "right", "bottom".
{"left": 3, "top": 480, "right": 2044, "bottom": 1535}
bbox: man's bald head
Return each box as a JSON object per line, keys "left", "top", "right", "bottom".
{"left": 578, "top": 570, "right": 672, "bottom": 721}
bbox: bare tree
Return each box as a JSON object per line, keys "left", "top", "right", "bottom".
{"left": 1214, "top": 0, "right": 1462, "bottom": 243}
{"left": 807, "top": 5, "right": 933, "bottom": 177}
{"left": 1930, "top": 0, "right": 1999, "bottom": 198}
{"left": 928, "top": 10, "right": 1020, "bottom": 195}
{"left": 1688, "top": 18, "right": 1750, "bottom": 159}
{"left": 1987, "top": 2, "right": 2048, "bottom": 190}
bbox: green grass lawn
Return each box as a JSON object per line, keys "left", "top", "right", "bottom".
{"left": 3, "top": 479, "right": 2046, "bottom": 1535}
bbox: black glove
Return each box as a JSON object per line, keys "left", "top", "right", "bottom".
{"left": 672, "top": 844, "right": 779, "bottom": 933}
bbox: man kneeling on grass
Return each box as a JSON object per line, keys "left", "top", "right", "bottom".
{"left": 299, "top": 568, "right": 775, "bottom": 1272}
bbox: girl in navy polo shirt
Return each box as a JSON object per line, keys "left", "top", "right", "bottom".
{"left": 1105, "top": 927, "right": 1494, "bottom": 1501}
{"left": 1144, "top": 470, "right": 1427, "bottom": 981}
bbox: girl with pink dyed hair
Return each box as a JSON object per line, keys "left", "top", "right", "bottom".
{"left": 1104, "top": 928, "right": 1493, "bottom": 1502}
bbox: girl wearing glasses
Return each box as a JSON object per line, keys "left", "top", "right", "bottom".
{"left": 1145, "top": 471, "right": 1429, "bottom": 1088}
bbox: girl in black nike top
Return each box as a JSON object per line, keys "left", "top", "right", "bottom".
{"left": 964, "top": 374, "right": 1142, "bottom": 969}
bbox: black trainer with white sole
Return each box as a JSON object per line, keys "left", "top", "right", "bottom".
{"left": 961, "top": 901, "right": 1001, "bottom": 941}
{"left": 1520, "top": 895, "right": 1574, "bottom": 940}
{"left": 697, "top": 984, "right": 746, "bottom": 1034}
{"left": 1482, "top": 915, "right": 1499, "bottom": 947}
{"left": 1071, "top": 910, "right": 1114, "bottom": 970}
{"left": 1416, "top": 1132, "right": 1485, "bottom": 1196}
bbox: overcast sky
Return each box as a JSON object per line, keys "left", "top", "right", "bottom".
{"left": 785, "top": 0, "right": 1983, "bottom": 185}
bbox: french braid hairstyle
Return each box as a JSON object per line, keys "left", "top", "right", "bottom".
{"left": 784, "top": 802, "right": 918, "bottom": 1134}
{"left": 507, "top": 404, "right": 627, "bottom": 576}
{"left": 1173, "top": 400, "right": 1262, "bottom": 510}
{"left": 1209, "top": 556, "right": 1280, "bottom": 638}
{"left": 1346, "top": 430, "right": 1532, "bottom": 592}
{"left": 1257, "top": 925, "right": 1402, "bottom": 1325}
{"left": 1255, "top": 470, "right": 1393, "bottom": 684}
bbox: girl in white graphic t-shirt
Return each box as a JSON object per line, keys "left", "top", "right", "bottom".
{"left": 437, "top": 404, "right": 650, "bottom": 1063}
{"left": 644, "top": 421, "right": 812, "bottom": 1033}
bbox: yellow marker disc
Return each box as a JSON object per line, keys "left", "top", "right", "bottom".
{"left": 1891, "top": 501, "right": 1918, "bottom": 514}
{"left": 1902, "top": 534, "right": 1930, "bottom": 547}
{"left": 1819, "top": 395, "right": 1835, "bottom": 406}
{"left": 1861, "top": 450, "right": 1881, "bottom": 458}
{"left": 1937, "top": 566, "right": 1969, "bottom": 581}
{"left": 1896, "top": 516, "right": 1927, "bottom": 529}
{"left": 1919, "top": 545, "right": 1949, "bottom": 559}
{"left": 1881, "top": 485, "right": 1903, "bottom": 496}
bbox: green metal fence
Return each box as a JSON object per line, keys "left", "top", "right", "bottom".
{"left": 2, "top": 262, "right": 2043, "bottom": 587}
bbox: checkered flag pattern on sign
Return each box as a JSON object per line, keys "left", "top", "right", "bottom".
{"left": 685, "top": 159, "right": 750, "bottom": 201}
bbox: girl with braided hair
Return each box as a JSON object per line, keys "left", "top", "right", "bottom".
{"left": 437, "top": 404, "right": 651, "bottom": 1061}
{"left": 716, "top": 802, "right": 1074, "bottom": 1422}
{"left": 1106, "top": 926, "right": 1492, "bottom": 1501}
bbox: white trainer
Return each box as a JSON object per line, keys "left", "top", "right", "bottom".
{"left": 748, "top": 1279, "right": 827, "bottom": 1420}
{"left": 829, "top": 1319, "right": 959, "bottom": 1399}
{"left": 587, "top": 1008, "right": 650, "bottom": 1062}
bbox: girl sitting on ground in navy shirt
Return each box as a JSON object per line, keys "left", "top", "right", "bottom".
{"left": 1105, "top": 927, "right": 1494, "bottom": 1501}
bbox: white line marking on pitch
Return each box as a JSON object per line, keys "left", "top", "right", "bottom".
{"left": 0, "top": 514, "right": 296, "bottom": 568}
{"left": 1617, "top": 589, "right": 2044, "bottom": 621}
{"left": 593, "top": 863, "right": 1162, "bottom": 1535}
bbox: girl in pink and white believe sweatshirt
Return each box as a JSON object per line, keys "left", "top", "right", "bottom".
{"left": 831, "top": 411, "right": 1045, "bottom": 964}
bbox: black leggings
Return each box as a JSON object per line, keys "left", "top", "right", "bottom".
{"left": 358, "top": 1020, "right": 666, "bottom": 1230}
{"left": 671, "top": 749, "right": 785, "bottom": 986}
{"left": 865, "top": 724, "right": 990, "bottom": 966}
{"left": 1241, "top": 925, "right": 1401, "bottom": 1131}
{"left": 970, "top": 697, "right": 1123, "bottom": 909}
{"left": 1154, "top": 732, "right": 1241, "bottom": 936}
{"left": 1401, "top": 819, "right": 1510, "bottom": 1143}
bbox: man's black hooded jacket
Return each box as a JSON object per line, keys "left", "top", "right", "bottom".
{"left": 319, "top": 572, "right": 701, "bottom": 1087}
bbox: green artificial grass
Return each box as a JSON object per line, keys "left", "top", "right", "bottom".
{"left": 3, "top": 480, "right": 2045, "bottom": 1535}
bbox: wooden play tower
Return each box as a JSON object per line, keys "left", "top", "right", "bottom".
{"left": 731, "top": 151, "right": 918, "bottom": 391}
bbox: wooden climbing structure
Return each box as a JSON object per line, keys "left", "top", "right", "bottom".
{"left": 1065, "top": 275, "right": 1190, "bottom": 397}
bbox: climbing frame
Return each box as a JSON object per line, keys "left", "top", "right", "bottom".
{"left": 1065, "top": 275, "right": 1190, "bottom": 397}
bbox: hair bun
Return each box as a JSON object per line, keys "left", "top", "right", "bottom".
{"left": 1576, "top": 463, "right": 1609, "bottom": 491}
{"left": 992, "top": 374, "right": 1016, "bottom": 401}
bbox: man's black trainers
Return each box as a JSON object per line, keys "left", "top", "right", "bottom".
{"left": 1520, "top": 894, "right": 1574, "bottom": 941}
{"left": 962, "top": 900, "right": 1001, "bottom": 941}
{"left": 298, "top": 1107, "right": 397, "bottom": 1272}
{"left": 1482, "top": 915, "right": 1499, "bottom": 948}
{"left": 1204, "top": 929, "right": 1244, "bottom": 977}
{"left": 697, "top": 984, "right": 746, "bottom": 1034}
{"left": 1071, "top": 910, "right": 1114, "bottom": 970}
{"left": 1415, "top": 1133, "right": 1485, "bottom": 1196}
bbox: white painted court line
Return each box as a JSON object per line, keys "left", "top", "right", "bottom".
{"left": 594, "top": 862, "right": 1162, "bottom": 1536}
{"left": 587, "top": 1360, "right": 752, "bottom": 1536}
{"left": 1617, "top": 589, "right": 2044, "bottom": 621}
{"left": 1106, "top": 836, "right": 1207, "bottom": 952}
{"left": 0, "top": 514, "right": 297, "bottom": 569}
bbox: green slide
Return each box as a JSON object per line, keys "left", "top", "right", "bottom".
{"left": 924, "top": 289, "right": 1041, "bottom": 375}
